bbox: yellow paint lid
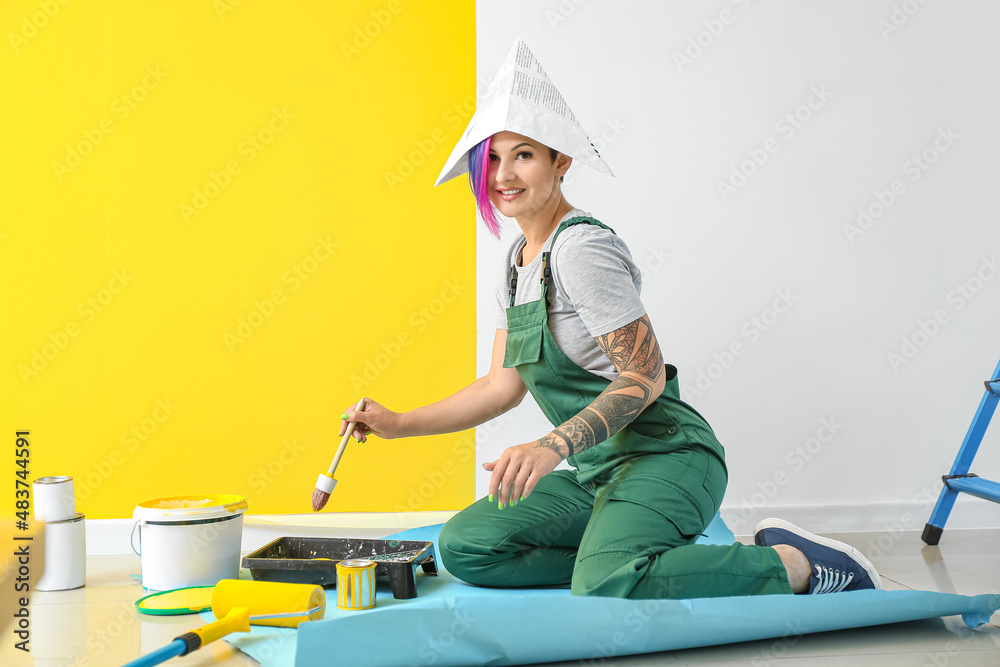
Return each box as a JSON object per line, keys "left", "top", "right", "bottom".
{"left": 136, "top": 585, "right": 215, "bottom": 615}
{"left": 132, "top": 494, "right": 248, "bottom": 522}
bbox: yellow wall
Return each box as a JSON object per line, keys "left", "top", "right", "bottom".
{"left": 2, "top": 1, "right": 476, "bottom": 518}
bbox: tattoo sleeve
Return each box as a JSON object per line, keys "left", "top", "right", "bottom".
{"left": 534, "top": 315, "right": 666, "bottom": 459}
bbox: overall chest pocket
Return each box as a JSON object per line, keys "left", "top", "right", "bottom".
{"left": 503, "top": 300, "right": 546, "bottom": 368}
{"left": 503, "top": 322, "right": 543, "bottom": 367}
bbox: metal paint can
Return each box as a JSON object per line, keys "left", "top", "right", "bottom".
{"left": 36, "top": 512, "right": 86, "bottom": 591}
{"left": 336, "top": 559, "right": 376, "bottom": 610}
{"left": 32, "top": 475, "right": 76, "bottom": 522}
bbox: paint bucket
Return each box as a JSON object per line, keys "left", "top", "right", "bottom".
{"left": 336, "top": 559, "right": 376, "bottom": 610}
{"left": 131, "top": 494, "right": 247, "bottom": 591}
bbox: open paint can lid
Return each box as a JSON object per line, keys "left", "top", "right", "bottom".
{"left": 133, "top": 494, "right": 248, "bottom": 523}
{"left": 136, "top": 585, "right": 215, "bottom": 615}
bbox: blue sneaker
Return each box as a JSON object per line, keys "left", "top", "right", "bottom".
{"left": 754, "top": 518, "right": 882, "bottom": 594}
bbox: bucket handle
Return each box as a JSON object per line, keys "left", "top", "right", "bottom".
{"left": 130, "top": 521, "right": 142, "bottom": 557}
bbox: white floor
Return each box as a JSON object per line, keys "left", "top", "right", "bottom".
{"left": 3, "top": 516, "right": 998, "bottom": 666}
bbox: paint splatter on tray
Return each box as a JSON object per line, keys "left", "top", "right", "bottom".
{"left": 242, "top": 537, "right": 438, "bottom": 599}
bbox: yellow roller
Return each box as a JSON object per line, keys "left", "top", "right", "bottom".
{"left": 211, "top": 579, "right": 326, "bottom": 627}
{"left": 125, "top": 580, "right": 324, "bottom": 666}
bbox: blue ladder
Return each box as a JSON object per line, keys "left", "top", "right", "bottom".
{"left": 922, "top": 356, "right": 1000, "bottom": 545}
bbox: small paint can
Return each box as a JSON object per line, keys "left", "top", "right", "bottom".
{"left": 36, "top": 512, "right": 86, "bottom": 591}
{"left": 336, "top": 559, "right": 376, "bottom": 610}
{"left": 32, "top": 475, "right": 76, "bottom": 522}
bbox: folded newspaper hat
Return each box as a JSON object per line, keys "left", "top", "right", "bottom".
{"left": 434, "top": 37, "right": 614, "bottom": 186}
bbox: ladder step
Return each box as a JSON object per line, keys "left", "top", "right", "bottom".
{"left": 946, "top": 476, "right": 1000, "bottom": 503}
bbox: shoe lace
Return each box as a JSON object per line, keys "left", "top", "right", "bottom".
{"left": 811, "top": 564, "right": 854, "bottom": 594}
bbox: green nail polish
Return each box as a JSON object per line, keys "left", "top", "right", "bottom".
{"left": 489, "top": 494, "right": 494, "bottom": 503}
{"left": 520, "top": 496, "right": 525, "bottom": 502}
{"left": 498, "top": 500, "right": 504, "bottom": 510}
{"left": 341, "top": 413, "right": 348, "bottom": 420}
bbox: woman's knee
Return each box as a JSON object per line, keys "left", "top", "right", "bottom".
{"left": 570, "top": 552, "right": 640, "bottom": 598}
{"left": 437, "top": 503, "right": 503, "bottom": 582}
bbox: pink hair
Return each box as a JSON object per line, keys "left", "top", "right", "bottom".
{"left": 468, "top": 136, "right": 501, "bottom": 238}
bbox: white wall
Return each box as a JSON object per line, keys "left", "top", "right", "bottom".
{"left": 474, "top": 1, "right": 1000, "bottom": 533}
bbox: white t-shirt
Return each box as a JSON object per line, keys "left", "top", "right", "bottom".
{"left": 495, "top": 209, "right": 646, "bottom": 380}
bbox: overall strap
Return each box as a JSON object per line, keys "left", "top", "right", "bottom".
{"left": 539, "top": 217, "right": 614, "bottom": 303}
{"left": 508, "top": 216, "right": 614, "bottom": 307}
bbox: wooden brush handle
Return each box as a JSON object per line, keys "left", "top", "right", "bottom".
{"left": 328, "top": 397, "right": 366, "bottom": 476}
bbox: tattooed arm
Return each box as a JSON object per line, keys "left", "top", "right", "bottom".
{"left": 486, "top": 314, "right": 666, "bottom": 506}
{"left": 535, "top": 314, "right": 665, "bottom": 459}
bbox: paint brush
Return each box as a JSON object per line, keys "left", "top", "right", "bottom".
{"left": 312, "top": 397, "right": 366, "bottom": 512}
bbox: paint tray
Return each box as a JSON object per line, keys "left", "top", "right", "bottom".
{"left": 241, "top": 537, "right": 437, "bottom": 599}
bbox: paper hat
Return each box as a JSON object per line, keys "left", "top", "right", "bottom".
{"left": 435, "top": 37, "right": 614, "bottom": 186}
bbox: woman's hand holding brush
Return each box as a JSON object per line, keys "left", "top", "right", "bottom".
{"left": 312, "top": 398, "right": 404, "bottom": 512}
{"left": 338, "top": 398, "right": 403, "bottom": 442}
{"left": 312, "top": 397, "right": 370, "bottom": 512}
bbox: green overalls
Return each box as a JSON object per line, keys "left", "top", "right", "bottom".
{"left": 437, "top": 217, "right": 792, "bottom": 599}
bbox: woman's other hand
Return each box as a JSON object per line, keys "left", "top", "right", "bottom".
{"left": 483, "top": 441, "right": 563, "bottom": 508}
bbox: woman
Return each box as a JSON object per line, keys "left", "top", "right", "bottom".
{"left": 341, "top": 40, "right": 880, "bottom": 600}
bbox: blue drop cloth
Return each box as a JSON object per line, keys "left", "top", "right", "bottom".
{"left": 207, "top": 517, "right": 998, "bottom": 667}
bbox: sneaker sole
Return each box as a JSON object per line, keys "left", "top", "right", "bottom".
{"left": 754, "top": 518, "right": 883, "bottom": 590}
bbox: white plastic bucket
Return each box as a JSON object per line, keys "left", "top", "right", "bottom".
{"left": 131, "top": 494, "right": 248, "bottom": 591}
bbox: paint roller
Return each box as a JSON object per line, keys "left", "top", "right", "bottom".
{"left": 312, "top": 396, "right": 366, "bottom": 511}
{"left": 124, "top": 579, "right": 324, "bottom": 667}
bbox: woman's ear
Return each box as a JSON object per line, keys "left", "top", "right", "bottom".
{"left": 556, "top": 153, "right": 573, "bottom": 179}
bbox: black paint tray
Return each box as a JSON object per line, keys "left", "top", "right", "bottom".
{"left": 241, "top": 537, "right": 437, "bottom": 599}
